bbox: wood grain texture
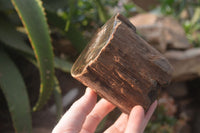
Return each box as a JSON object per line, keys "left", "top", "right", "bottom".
{"left": 71, "top": 13, "right": 173, "bottom": 114}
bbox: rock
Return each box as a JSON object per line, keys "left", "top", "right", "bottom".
{"left": 131, "top": 0, "right": 159, "bottom": 11}
{"left": 165, "top": 48, "right": 200, "bottom": 82}
{"left": 130, "top": 13, "right": 158, "bottom": 26}
{"left": 167, "top": 82, "right": 188, "bottom": 98}
{"left": 129, "top": 13, "right": 191, "bottom": 52}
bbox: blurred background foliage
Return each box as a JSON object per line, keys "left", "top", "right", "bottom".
{"left": 158, "top": 0, "right": 200, "bottom": 47}
{"left": 0, "top": 0, "right": 200, "bottom": 132}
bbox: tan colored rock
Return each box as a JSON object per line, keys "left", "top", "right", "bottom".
{"left": 167, "top": 82, "right": 188, "bottom": 98}
{"left": 165, "top": 48, "right": 200, "bottom": 81}
{"left": 130, "top": 13, "right": 191, "bottom": 52}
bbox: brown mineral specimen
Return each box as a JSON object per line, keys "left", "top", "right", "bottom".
{"left": 71, "top": 13, "right": 173, "bottom": 114}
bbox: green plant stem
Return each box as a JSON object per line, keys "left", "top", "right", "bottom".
{"left": 94, "top": 0, "right": 109, "bottom": 23}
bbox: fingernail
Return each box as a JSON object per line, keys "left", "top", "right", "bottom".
{"left": 153, "top": 100, "right": 158, "bottom": 106}
{"left": 85, "top": 87, "right": 91, "bottom": 94}
{"left": 151, "top": 100, "right": 158, "bottom": 109}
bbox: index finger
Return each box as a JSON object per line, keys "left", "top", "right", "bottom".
{"left": 52, "top": 88, "right": 97, "bottom": 133}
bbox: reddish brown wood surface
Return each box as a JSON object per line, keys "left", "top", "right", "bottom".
{"left": 71, "top": 13, "right": 173, "bottom": 114}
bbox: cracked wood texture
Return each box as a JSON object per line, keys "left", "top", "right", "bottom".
{"left": 71, "top": 13, "right": 173, "bottom": 114}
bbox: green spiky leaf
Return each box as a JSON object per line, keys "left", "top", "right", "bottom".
{"left": 0, "top": 17, "right": 34, "bottom": 57}
{"left": 0, "top": 48, "right": 32, "bottom": 133}
{"left": 0, "top": 16, "right": 72, "bottom": 73}
{"left": 11, "top": 0, "right": 55, "bottom": 111}
{"left": 53, "top": 77, "right": 63, "bottom": 120}
{"left": 0, "top": 0, "right": 14, "bottom": 11}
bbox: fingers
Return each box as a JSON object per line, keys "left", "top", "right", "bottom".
{"left": 80, "top": 99, "right": 115, "bottom": 133}
{"left": 124, "top": 101, "right": 158, "bottom": 133}
{"left": 105, "top": 101, "right": 157, "bottom": 133}
{"left": 52, "top": 87, "right": 158, "bottom": 133}
{"left": 52, "top": 88, "right": 97, "bottom": 133}
{"left": 141, "top": 100, "right": 158, "bottom": 132}
{"left": 104, "top": 113, "right": 128, "bottom": 133}
{"left": 125, "top": 105, "right": 145, "bottom": 133}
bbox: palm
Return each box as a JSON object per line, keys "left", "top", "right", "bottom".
{"left": 52, "top": 88, "right": 157, "bottom": 133}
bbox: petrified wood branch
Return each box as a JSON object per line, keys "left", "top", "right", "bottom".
{"left": 71, "top": 13, "right": 173, "bottom": 114}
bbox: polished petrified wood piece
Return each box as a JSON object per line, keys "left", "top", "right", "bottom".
{"left": 71, "top": 13, "right": 173, "bottom": 114}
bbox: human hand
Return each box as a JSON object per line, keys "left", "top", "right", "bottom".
{"left": 52, "top": 88, "right": 157, "bottom": 133}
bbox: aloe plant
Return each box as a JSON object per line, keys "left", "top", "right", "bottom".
{"left": 0, "top": 0, "right": 63, "bottom": 132}
{"left": 0, "top": 49, "right": 32, "bottom": 133}
{"left": 11, "top": 0, "right": 55, "bottom": 111}
{"left": 0, "top": 0, "right": 112, "bottom": 132}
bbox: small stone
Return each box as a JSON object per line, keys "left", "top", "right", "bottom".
{"left": 167, "top": 82, "right": 188, "bottom": 98}
{"left": 129, "top": 13, "right": 191, "bottom": 52}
